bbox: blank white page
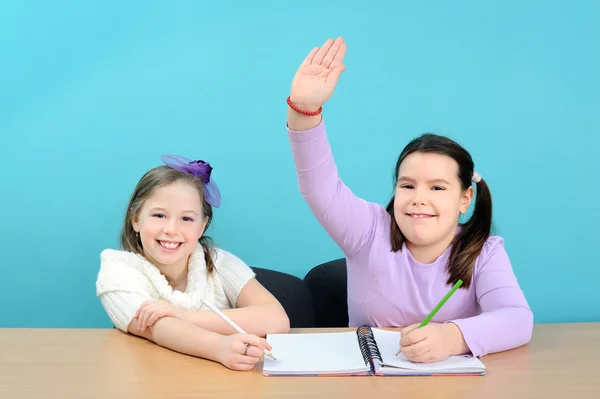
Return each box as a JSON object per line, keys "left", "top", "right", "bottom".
{"left": 372, "top": 328, "right": 485, "bottom": 372}
{"left": 263, "top": 331, "right": 370, "bottom": 375}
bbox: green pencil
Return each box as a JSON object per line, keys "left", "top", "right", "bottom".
{"left": 396, "top": 279, "right": 463, "bottom": 355}
{"left": 418, "top": 279, "right": 463, "bottom": 328}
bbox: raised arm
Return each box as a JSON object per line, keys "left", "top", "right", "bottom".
{"left": 287, "top": 37, "right": 381, "bottom": 255}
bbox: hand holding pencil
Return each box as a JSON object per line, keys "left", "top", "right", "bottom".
{"left": 200, "top": 298, "right": 277, "bottom": 361}
{"left": 397, "top": 280, "right": 469, "bottom": 363}
{"left": 218, "top": 334, "right": 273, "bottom": 371}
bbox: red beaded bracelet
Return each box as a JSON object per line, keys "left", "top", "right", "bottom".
{"left": 287, "top": 96, "right": 322, "bottom": 116}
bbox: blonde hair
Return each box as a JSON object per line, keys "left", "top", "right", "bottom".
{"left": 120, "top": 165, "right": 216, "bottom": 273}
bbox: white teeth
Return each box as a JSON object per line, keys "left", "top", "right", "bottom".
{"left": 410, "top": 214, "right": 431, "bottom": 218}
{"left": 160, "top": 241, "right": 179, "bottom": 249}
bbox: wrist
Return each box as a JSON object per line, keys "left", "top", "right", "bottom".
{"left": 199, "top": 331, "right": 226, "bottom": 364}
{"left": 289, "top": 103, "right": 321, "bottom": 113}
{"left": 445, "top": 322, "right": 469, "bottom": 355}
{"left": 287, "top": 96, "right": 322, "bottom": 114}
{"left": 215, "top": 334, "right": 232, "bottom": 365}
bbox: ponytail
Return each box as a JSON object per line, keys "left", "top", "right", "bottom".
{"left": 199, "top": 235, "right": 216, "bottom": 274}
{"left": 386, "top": 198, "right": 406, "bottom": 252}
{"left": 446, "top": 178, "right": 493, "bottom": 288}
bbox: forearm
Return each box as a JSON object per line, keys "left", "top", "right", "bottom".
{"left": 128, "top": 317, "right": 224, "bottom": 362}
{"left": 450, "top": 306, "right": 534, "bottom": 357}
{"left": 181, "top": 304, "right": 290, "bottom": 337}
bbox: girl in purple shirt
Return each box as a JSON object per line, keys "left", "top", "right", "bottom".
{"left": 285, "top": 37, "right": 533, "bottom": 363}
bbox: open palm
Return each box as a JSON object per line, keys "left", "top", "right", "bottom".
{"left": 289, "top": 37, "right": 347, "bottom": 110}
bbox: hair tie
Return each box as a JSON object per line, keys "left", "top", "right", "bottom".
{"left": 160, "top": 155, "right": 221, "bottom": 208}
{"left": 471, "top": 171, "right": 482, "bottom": 184}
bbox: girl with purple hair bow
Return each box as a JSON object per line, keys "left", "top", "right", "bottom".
{"left": 96, "top": 155, "right": 290, "bottom": 371}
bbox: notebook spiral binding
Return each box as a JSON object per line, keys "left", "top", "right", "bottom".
{"left": 356, "top": 325, "right": 383, "bottom": 374}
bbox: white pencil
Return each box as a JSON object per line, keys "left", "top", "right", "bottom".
{"left": 200, "top": 298, "right": 277, "bottom": 360}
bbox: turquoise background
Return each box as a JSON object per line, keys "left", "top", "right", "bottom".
{"left": 1, "top": 1, "right": 598, "bottom": 328}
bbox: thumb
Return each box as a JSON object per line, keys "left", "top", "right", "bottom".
{"left": 326, "top": 65, "right": 346, "bottom": 88}
{"left": 261, "top": 338, "right": 272, "bottom": 351}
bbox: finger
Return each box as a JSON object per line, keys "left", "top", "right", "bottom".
{"left": 401, "top": 323, "right": 419, "bottom": 337}
{"left": 147, "top": 309, "right": 167, "bottom": 327}
{"left": 401, "top": 340, "right": 430, "bottom": 358}
{"left": 329, "top": 43, "right": 347, "bottom": 70}
{"left": 139, "top": 310, "right": 150, "bottom": 331}
{"left": 326, "top": 65, "right": 346, "bottom": 88}
{"left": 408, "top": 352, "right": 435, "bottom": 363}
{"left": 137, "top": 300, "right": 161, "bottom": 317}
{"left": 322, "top": 37, "right": 344, "bottom": 68}
{"left": 137, "top": 309, "right": 149, "bottom": 331}
{"left": 238, "top": 342, "right": 250, "bottom": 356}
{"left": 400, "top": 326, "right": 428, "bottom": 346}
{"left": 302, "top": 47, "right": 319, "bottom": 66}
{"left": 142, "top": 304, "right": 162, "bottom": 324}
{"left": 136, "top": 305, "right": 152, "bottom": 330}
{"left": 311, "top": 38, "right": 335, "bottom": 65}
{"left": 141, "top": 306, "right": 159, "bottom": 330}
{"left": 262, "top": 339, "right": 272, "bottom": 351}
{"left": 257, "top": 338, "right": 270, "bottom": 351}
{"left": 232, "top": 362, "right": 255, "bottom": 371}
{"left": 239, "top": 334, "right": 262, "bottom": 347}
{"left": 243, "top": 345, "right": 265, "bottom": 359}
{"left": 134, "top": 301, "right": 151, "bottom": 319}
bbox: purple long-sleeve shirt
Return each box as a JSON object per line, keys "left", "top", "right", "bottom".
{"left": 287, "top": 119, "right": 533, "bottom": 357}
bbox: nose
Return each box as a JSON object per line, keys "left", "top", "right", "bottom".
{"left": 163, "top": 219, "right": 178, "bottom": 235}
{"left": 411, "top": 188, "right": 428, "bottom": 206}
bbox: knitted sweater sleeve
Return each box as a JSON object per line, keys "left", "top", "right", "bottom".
{"left": 99, "top": 291, "right": 151, "bottom": 332}
{"left": 212, "top": 248, "right": 256, "bottom": 307}
{"left": 96, "top": 249, "right": 159, "bottom": 331}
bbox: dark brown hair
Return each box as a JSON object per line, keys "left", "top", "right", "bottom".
{"left": 120, "top": 165, "right": 216, "bottom": 273}
{"left": 385, "top": 134, "right": 493, "bottom": 288}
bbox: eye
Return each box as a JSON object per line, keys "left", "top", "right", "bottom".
{"left": 431, "top": 186, "right": 445, "bottom": 191}
{"left": 399, "top": 184, "right": 414, "bottom": 189}
{"left": 182, "top": 216, "right": 195, "bottom": 222}
{"left": 152, "top": 213, "right": 165, "bottom": 218}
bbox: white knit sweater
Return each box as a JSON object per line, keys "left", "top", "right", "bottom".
{"left": 96, "top": 244, "right": 255, "bottom": 332}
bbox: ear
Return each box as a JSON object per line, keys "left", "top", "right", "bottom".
{"left": 200, "top": 215, "right": 209, "bottom": 236}
{"left": 131, "top": 214, "right": 140, "bottom": 233}
{"left": 459, "top": 186, "right": 475, "bottom": 214}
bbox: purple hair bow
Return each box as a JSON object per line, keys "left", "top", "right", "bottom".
{"left": 160, "top": 155, "right": 221, "bottom": 208}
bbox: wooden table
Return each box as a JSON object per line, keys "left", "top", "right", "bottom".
{"left": 1, "top": 323, "right": 599, "bottom": 398}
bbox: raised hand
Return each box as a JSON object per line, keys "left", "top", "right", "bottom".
{"left": 289, "top": 37, "right": 347, "bottom": 113}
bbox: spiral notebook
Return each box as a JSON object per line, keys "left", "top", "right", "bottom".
{"left": 263, "top": 326, "right": 486, "bottom": 376}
